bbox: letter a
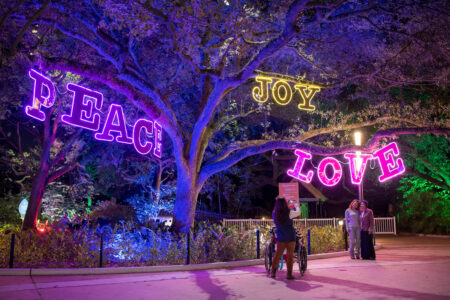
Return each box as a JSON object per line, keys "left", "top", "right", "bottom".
{"left": 95, "top": 104, "right": 133, "bottom": 144}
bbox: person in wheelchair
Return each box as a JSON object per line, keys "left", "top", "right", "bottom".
{"left": 270, "top": 196, "right": 301, "bottom": 279}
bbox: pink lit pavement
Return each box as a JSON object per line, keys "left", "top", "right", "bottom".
{"left": 0, "top": 236, "right": 449, "bottom": 300}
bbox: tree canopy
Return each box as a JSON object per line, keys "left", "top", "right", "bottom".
{"left": 0, "top": 0, "right": 448, "bottom": 232}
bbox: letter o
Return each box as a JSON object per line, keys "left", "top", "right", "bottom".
{"left": 317, "top": 157, "right": 343, "bottom": 186}
{"left": 272, "top": 80, "right": 292, "bottom": 105}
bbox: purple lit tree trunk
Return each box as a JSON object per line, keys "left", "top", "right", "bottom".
{"left": 23, "top": 160, "right": 49, "bottom": 230}
{"left": 21, "top": 108, "right": 81, "bottom": 230}
{"left": 173, "top": 167, "right": 200, "bottom": 231}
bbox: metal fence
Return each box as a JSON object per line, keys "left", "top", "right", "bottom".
{"left": 223, "top": 217, "right": 396, "bottom": 235}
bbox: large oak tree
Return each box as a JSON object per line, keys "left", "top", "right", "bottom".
{"left": 1, "top": 0, "right": 449, "bottom": 232}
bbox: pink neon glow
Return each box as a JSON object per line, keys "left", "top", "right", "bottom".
{"left": 373, "top": 142, "right": 406, "bottom": 182}
{"left": 344, "top": 153, "right": 373, "bottom": 185}
{"left": 26, "top": 69, "right": 55, "bottom": 121}
{"left": 25, "top": 73, "right": 164, "bottom": 157}
{"left": 61, "top": 83, "right": 103, "bottom": 131}
{"left": 132, "top": 119, "right": 153, "bottom": 155}
{"left": 95, "top": 104, "right": 133, "bottom": 144}
{"left": 287, "top": 149, "right": 314, "bottom": 183}
{"left": 153, "top": 121, "right": 163, "bottom": 158}
{"left": 317, "top": 157, "right": 343, "bottom": 186}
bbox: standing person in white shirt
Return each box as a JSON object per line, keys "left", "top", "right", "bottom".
{"left": 345, "top": 199, "right": 361, "bottom": 259}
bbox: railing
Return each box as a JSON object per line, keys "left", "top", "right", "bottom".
{"left": 374, "top": 217, "right": 397, "bottom": 234}
{"left": 223, "top": 217, "right": 397, "bottom": 235}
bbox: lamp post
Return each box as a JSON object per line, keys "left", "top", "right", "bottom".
{"left": 354, "top": 131, "right": 364, "bottom": 202}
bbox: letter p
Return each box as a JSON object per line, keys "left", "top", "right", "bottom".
{"left": 26, "top": 69, "right": 55, "bottom": 121}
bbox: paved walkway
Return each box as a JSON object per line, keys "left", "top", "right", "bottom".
{"left": 0, "top": 236, "right": 449, "bottom": 300}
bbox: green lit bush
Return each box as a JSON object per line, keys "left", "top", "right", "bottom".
{"left": 0, "top": 193, "right": 25, "bottom": 226}
{"left": 398, "top": 191, "right": 449, "bottom": 234}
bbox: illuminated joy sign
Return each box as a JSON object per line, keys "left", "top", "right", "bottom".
{"left": 287, "top": 142, "right": 405, "bottom": 186}
{"left": 252, "top": 74, "right": 321, "bottom": 111}
{"left": 26, "top": 69, "right": 162, "bottom": 157}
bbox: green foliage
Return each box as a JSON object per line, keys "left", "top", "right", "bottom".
{"left": 397, "top": 135, "right": 450, "bottom": 234}
{"left": 0, "top": 222, "right": 345, "bottom": 268}
{"left": 190, "top": 223, "right": 256, "bottom": 263}
{"left": 89, "top": 201, "right": 136, "bottom": 225}
{"left": 398, "top": 191, "right": 449, "bottom": 234}
{"left": 0, "top": 193, "right": 25, "bottom": 226}
{"left": 258, "top": 225, "right": 345, "bottom": 255}
{"left": 40, "top": 182, "right": 91, "bottom": 222}
{"left": 0, "top": 226, "right": 98, "bottom": 268}
{"left": 304, "top": 226, "right": 346, "bottom": 254}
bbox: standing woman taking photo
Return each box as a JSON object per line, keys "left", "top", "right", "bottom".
{"left": 270, "top": 196, "right": 299, "bottom": 279}
{"left": 345, "top": 199, "right": 361, "bottom": 259}
{"left": 360, "top": 200, "right": 376, "bottom": 260}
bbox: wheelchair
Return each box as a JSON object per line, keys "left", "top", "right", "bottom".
{"left": 264, "top": 227, "right": 307, "bottom": 276}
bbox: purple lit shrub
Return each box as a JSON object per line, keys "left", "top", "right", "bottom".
{"left": 0, "top": 222, "right": 258, "bottom": 268}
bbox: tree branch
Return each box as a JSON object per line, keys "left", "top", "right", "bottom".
{"left": 198, "top": 127, "right": 450, "bottom": 186}
{"left": 228, "top": 0, "right": 309, "bottom": 85}
{"left": 53, "top": 22, "right": 121, "bottom": 70}
{"left": 408, "top": 170, "right": 450, "bottom": 190}
{"left": 50, "top": 128, "right": 83, "bottom": 169}
{"left": 46, "top": 162, "right": 79, "bottom": 185}
{"left": 39, "top": 56, "right": 186, "bottom": 161}
{"left": 10, "top": 0, "right": 50, "bottom": 56}
{"left": 208, "top": 115, "right": 427, "bottom": 164}
{"left": 189, "top": 0, "right": 308, "bottom": 172}
{"left": 0, "top": 0, "right": 26, "bottom": 29}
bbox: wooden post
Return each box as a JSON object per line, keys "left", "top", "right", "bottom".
{"left": 9, "top": 233, "right": 15, "bottom": 268}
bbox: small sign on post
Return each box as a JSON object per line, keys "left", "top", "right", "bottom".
{"left": 279, "top": 182, "right": 301, "bottom": 219}
{"left": 279, "top": 182, "right": 299, "bottom": 206}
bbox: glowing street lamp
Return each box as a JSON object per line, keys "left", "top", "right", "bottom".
{"left": 18, "top": 198, "right": 28, "bottom": 220}
{"left": 354, "top": 131, "right": 364, "bottom": 202}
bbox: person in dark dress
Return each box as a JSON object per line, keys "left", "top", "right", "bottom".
{"left": 360, "top": 200, "right": 376, "bottom": 260}
{"left": 271, "top": 197, "right": 297, "bottom": 280}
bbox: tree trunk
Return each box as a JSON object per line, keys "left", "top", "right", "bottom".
{"left": 22, "top": 166, "right": 49, "bottom": 230}
{"left": 155, "top": 163, "right": 163, "bottom": 205}
{"left": 172, "top": 168, "right": 199, "bottom": 233}
{"left": 22, "top": 121, "right": 52, "bottom": 231}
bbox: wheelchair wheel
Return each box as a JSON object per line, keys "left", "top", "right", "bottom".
{"left": 264, "top": 242, "right": 274, "bottom": 274}
{"left": 298, "top": 245, "right": 307, "bottom": 276}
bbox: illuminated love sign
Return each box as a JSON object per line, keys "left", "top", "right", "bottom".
{"left": 25, "top": 69, "right": 162, "bottom": 157}
{"left": 252, "top": 75, "right": 321, "bottom": 111}
{"left": 287, "top": 142, "right": 405, "bottom": 186}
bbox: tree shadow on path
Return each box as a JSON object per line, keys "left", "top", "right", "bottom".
{"left": 303, "top": 273, "right": 449, "bottom": 299}
{"left": 270, "top": 271, "right": 323, "bottom": 293}
{"left": 191, "top": 270, "right": 243, "bottom": 300}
